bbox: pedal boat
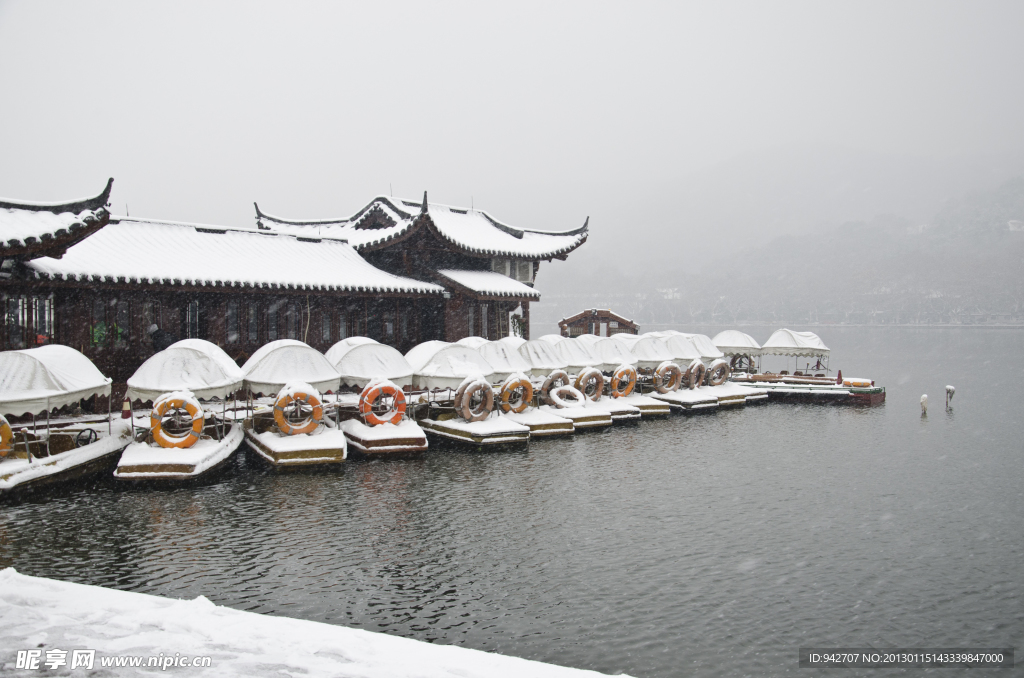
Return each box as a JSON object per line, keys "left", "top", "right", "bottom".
{"left": 0, "top": 346, "right": 131, "bottom": 496}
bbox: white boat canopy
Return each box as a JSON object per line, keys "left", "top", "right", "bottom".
{"left": 0, "top": 345, "right": 112, "bottom": 416}
{"left": 126, "top": 339, "right": 243, "bottom": 403}
{"left": 241, "top": 340, "right": 341, "bottom": 396}
{"left": 548, "top": 337, "right": 601, "bottom": 373}
{"left": 497, "top": 336, "right": 526, "bottom": 351}
{"left": 575, "top": 334, "right": 639, "bottom": 372}
{"left": 682, "top": 334, "right": 725, "bottom": 360}
{"left": 712, "top": 330, "right": 762, "bottom": 357}
{"left": 330, "top": 343, "right": 414, "bottom": 389}
{"left": 649, "top": 333, "right": 703, "bottom": 363}
{"left": 538, "top": 334, "right": 566, "bottom": 344}
{"left": 477, "top": 340, "right": 533, "bottom": 381}
{"left": 455, "top": 336, "right": 489, "bottom": 349}
{"left": 761, "top": 329, "right": 830, "bottom": 357}
{"left": 517, "top": 339, "right": 567, "bottom": 377}
{"left": 405, "top": 342, "right": 495, "bottom": 390}
{"left": 324, "top": 336, "right": 379, "bottom": 367}
{"left": 628, "top": 336, "right": 676, "bottom": 369}
{"left": 610, "top": 333, "right": 642, "bottom": 348}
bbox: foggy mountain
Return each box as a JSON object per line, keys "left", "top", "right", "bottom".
{"left": 533, "top": 167, "right": 1024, "bottom": 333}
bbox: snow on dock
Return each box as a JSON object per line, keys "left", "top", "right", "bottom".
{"left": 0, "top": 568, "right": 630, "bottom": 678}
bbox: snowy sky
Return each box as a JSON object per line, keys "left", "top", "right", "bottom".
{"left": 2, "top": 1, "right": 1023, "bottom": 254}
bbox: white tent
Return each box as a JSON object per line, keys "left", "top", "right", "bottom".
{"left": 241, "top": 340, "right": 341, "bottom": 396}
{"left": 404, "top": 342, "right": 495, "bottom": 390}
{"left": 455, "top": 336, "right": 489, "bottom": 349}
{"left": 761, "top": 329, "right": 830, "bottom": 357}
{"left": 712, "top": 330, "right": 762, "bottom": 357}
{"left": 127, "top": 339, "right": 243, "bottom": 403}
{"left": 324, "top": 337, "right": 378, "bottom": 366}
{"left": 0, "top": 345, "right": 112, "bottom": 416}
{"left": 477, "top": 341, "right": 533, "bottom": 382}
{"left": 497, "top": 336, "right": 526, "bottom": 351}
{"left": 575, "top": 334, "right": 638, "bottom": 372}
{"left": 610, "top": 333, "right": 642, "bottom": 348}
{"left": 517, "top": 339, "right": 567, "bottom": 377}
{"left": 330, "top": 343, "right": 414, "bottom": 389}
{"left": 627, "top": 336, "right": 676, "bottom": 369}
{"left": 548, "top": 337, "right": 601, "bottom": 373}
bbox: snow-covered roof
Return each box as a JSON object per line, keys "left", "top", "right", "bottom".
{"left": 476, "top": 340, "right": 533, "bottom": 381}
{"left": 241, "top": 340, "right": 341, "bottom": 395}
{"left": 0, "top": 345, "right": 111, "bottom": 416}
{"left": 404, "top": 341, "right": 495, "bottom": 390}
{"left": 25, "top": 217, "right": 444, "bottom": 295}
{"left": 712, "top": 330, "right": 762, "bottom": 356}
{"left": 0, "top": 179, "right": 112, "bottom": 258}
{"left": 126, "top": 339, "right": 244, "bottom": 403}
{"left": 254, "top": 194, "right": 589, "bottom": 260}
{"left": 761, "top": 329, "right": 830, "bottom": 357}
{"left": 435, "top": 270, "right": 540, "bottom": 299}
{"left": 517, "top": 339, "right": 567, "bottom": 376}
{"left": 329, "top": 343, "right": 414, "bottom": 389}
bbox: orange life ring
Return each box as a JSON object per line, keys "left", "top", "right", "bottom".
{"left": 275, "top": 389, "right": 324, "bottom": 435}
{"left": 707, "top": 359, "right": 730, "bottom": 386}
{"left": 655, "top": 361, "right": 683, "bottom": 393}
{"left": 610, "top": 365, "right": 636, "bottom": 398}
{"left": 455, "top": 379, "right": 493, "bottom": 422}
{"left": 151, "top": 395, "right": 204, "bottom": 449}
{"left": 499, "top": 376, "right": 533, "bottom": 414}
{"left": 574, "top": 367, "right": 605, "bottom": 402}
{"left": 684, "top": 359, "right": 705, "bottom": 390}
{"left": 541, "top": 370, "right": 571, "bottom": 406}
{"left": 358, "top": 381, "right": 406, "bottom": 426}
{"left": 0, "top": 414, "right": 12, "bottom": 458}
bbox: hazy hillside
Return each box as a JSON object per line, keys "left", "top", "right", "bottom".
{"left": 532, "top": 175, "right": 1024, "bottom": 332}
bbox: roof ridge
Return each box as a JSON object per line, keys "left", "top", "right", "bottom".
{"left": 0, "top": 178, "right": 113, "bottom": 214}
{"left": 111, "top": 215, "right": 350, "bottom": 244}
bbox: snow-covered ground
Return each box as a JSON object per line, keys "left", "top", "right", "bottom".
{"left": 0, "top": 569, "right": 630, "bottom": 677}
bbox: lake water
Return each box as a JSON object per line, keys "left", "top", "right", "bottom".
{"left": 2, "top": 328, "right": 1022, "bottom": 677}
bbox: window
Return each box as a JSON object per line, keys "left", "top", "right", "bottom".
{"left": 114, "top": 300, "right": 131, "bottom": 347}
{"left": 33, "top": 296, "right": 53, "bottom": 345}
{"left": 285, "top": 303, "right": 297, "bottom": 340}
{"left": 185, "top": 300, "right": 200, "bottom": 338}
{"left": 479, "top": 304, "right": 488, "bottom": 339}
{"left": 400, "top": 305, "right": 412, "bottom": 341}
{"left": 268, "top": 301, "right": 279, "bottom": 341}
{"left": 468, "top": 305, "right": 475, "bottom": 337}
{"left": 4, "top": 295, "right": 26, "bottom": 349}
{"left": 248, "top": 302, "right": 258, "bottom": 343}
{"left": 227, "top": 301, "right": 239, "bottom": 343}
{"left": 91, "top": 298, "right": 106, "bottom": 347}
{"left": 516, "top": 261, "right": 533, "bottom": 283}
{"left": 321, "top": 310, "right": 331, "bottom": 344}
{"left": 338, "top": 311, "right": 347, "bottom": 340}
{"left": 382, "top": 310, "right": 395, "bottom": 344}
{"left": 492, "top": 258, "right": 510, "bottom": 275}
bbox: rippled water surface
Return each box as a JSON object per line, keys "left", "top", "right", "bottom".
{"left": 2, "top": 328, "right": 1022, "bottom": 677}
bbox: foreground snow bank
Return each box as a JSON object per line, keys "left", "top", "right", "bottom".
{"left": 0, "top": 569, "right": 630, "bottom": 677}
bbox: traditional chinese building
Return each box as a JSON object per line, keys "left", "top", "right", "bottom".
{"left": 0, "top": 182, "right": 588, "bottom": 392}
{"left": 558, "top": 309, "right": 638, "bottom": 337}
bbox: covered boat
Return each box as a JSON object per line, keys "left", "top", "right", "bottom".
{"left": 241, "top": 341, "right": 347, "bottom": 466}
{"left": 650, "top": 332, "right": 704, "bottom": 364}
{"left": 0, "top": 346, "right": 131, "bottom": 494}
{"left": 620, "top": 335, "right": 674, "bottom": 370}
{"left": 405, "top": 342, "right": 495, "bottom": 390}
{"left": 516, "top": 339, "right": 567, "bottom": 378}
{"left": 116, "top": 339, "right": 244, "bottom": 480}
{"left": 574, "top": 335, "right": 638, "bottom": 372}
{"left": 328, "top": 340, "right": 414, "bottom": 389}
{"left": 455, "top": 336, "right": 489, "bottom": 349}
{"left": 760, "top": 329, "right": 830, "bottom": 357}
{"left": 477, "top": 340, "right": 534, "bottom": 382}
{"left": 712, "top": 330, "right": 762, "bottom": 357}
{"left": 547, "top": 337, "right": 602, "bottom": 374}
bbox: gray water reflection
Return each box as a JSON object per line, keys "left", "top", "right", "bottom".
{"left": 2, "top": 328, "right": 1022, "bottom": 677}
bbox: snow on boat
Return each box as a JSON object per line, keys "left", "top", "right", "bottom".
{"left": 477, "top": 340, "right": 535, "bottom": 383}
{"left": 573, "top": 335, "right": 639, "bottom": 373}
{"left": 405, "top": 342, "right": 495, "bottom": 390}
{"left": 419, "top": 374, "right": 530, "bottom": 446}
{"left": 516, "top": 339, "right": 567, "bottom": 378}
{"left": 328, "top": 340, "right": 414, "bottom": 389}
{"left": 546, "top": 337, "right": 602, "bottom": 374}
{"left": 0, "top": 346, "right": 131, "bottom": 495}
{"left": 241, "top": 341, "right": 347, "bottom": 466}
{"left": 649, "top": 388, "right": 719, "bottom": 412}
{"left": 712, "top": 330, "right": 762, "bottom": 372}
{"left": 536, "top": 371, "right": 613, "bottom": 430}
{"left": 115, "top": 340, "right": 244, "bottom": 480}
